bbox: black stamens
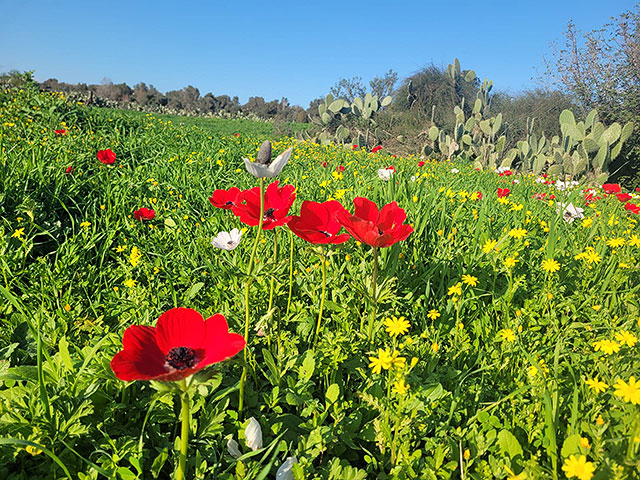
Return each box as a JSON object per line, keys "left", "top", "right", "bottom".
{"left": 166, "top": 346, "right": 197, "bottom": 370}
{"left": 264, "top": 208, "right": 275, "bottom": 220}
{"left": 319, "top": 230, "right": 331, "bottom": 237}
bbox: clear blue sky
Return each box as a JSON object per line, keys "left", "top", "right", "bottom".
{"left": 1, "top": 0, "right": 635, "bottom": 107}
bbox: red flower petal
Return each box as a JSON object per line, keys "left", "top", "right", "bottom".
{"left": 353, "top": 197, "right": 379, "bottom": 223}
{"left": 155, "top": 308, "right": 206, "bottom": 354}
{"left": 110, "top": 325, "right": 166, "bottom": 381}
{"left": 198, "top": 314, "right": 246, "bottom": 365}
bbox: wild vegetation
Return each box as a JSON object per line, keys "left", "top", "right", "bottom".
{"left": 1, "top": 73, "right": 639, "bottom": 479}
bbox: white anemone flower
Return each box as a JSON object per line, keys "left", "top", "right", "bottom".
{"left": 377, "top": 168, "right": 393, "bottom": 181}
{"left": 451, "top": 168, "right": 459, "bottom": 173}
{"left": 227, "top": 438, "right": 241, "bottom": 459}
{"left": 245, "top": 417, "right": 263, "bottom": 451}
{"left": 558, "top": 202, "right": 584, "bottom": 223}
{"left": 212, "top": 228, "right": 242, "bottom": 251}
{"left": 276, "top": 456, "right": 297, "bottom": 480}
{"left": 243, "top": 140, "right": 293, "bottom": 178}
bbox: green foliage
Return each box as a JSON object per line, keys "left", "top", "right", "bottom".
{"left": 0, "top": 86, "right": 639, "bottom": 480}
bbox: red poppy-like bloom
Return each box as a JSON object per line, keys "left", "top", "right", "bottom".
{"left": 371, "top": 145, "right": 383, "bottom": 153}
{"left": 386, "top": 165, "right": 396, "bottom": 172}
{"left": 65, "top": 166, "right": 73, "bottom": 174}
{"left": 625, "top": 203, "right": 640, "bottom": 214}
{"left": 418, "top": 161, "right": 426, "bottom": 167}
{"left": 352, "top": 145, "right": 359, "bottom": 150}
{"left": 475, "top": 191, "right": 483, "bottom": 200}
{"left": 321, "top": 161, "right": 327, "bottom": 167}
{"left": 288, "top": 200, "right": 351, "bottom": 245}
{"left": 232, "top": 181, "right": 295, "bottom": 230}
{"left": 336, "top": 197, "right": 413, "bottom": 248}
{"left": 133, "top": 207, "right": 156, "bottom": 221}
{"left": 616, "top": 193, "right": 632, "bottom": 202}
{"left": 497, "top": 188, "right": 511, "bottom": 198}
{"left": 110, "top": 307, "right": 245, "bottom": 382}
{"left": 602, "top": 183, "right": 621, "bottom": 194}
{"left": 234, "top": 133, "right": 240, "bottom": 137}
{"left": 336, "top": 165, "right": 345, "bottom": 172}
{"left": 55, "top": 129, "right": 67, "bottom": 136}
{"left": 498, "top": 170, "right": 513, "bottom": 177}
{"left": 97, "top": 148, "right": 116, "bottom": 165}
{"left": 209, "top": 187, "right": 242, "bottom": 210}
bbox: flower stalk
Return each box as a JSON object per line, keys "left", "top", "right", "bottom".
{"left": 176, "top": 382, "right": 191, "bottom": 480}
{"left": 367, "top": 247, "right": 379, "bottom": 343}
{"left": 239, "top": 178, "right": 265, "bottom": 415}
{"left": 313, "top": 247, "right": 327, "bottom": 348}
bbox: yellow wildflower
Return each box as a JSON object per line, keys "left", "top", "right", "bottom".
{"left": 561, "top": 455, "right": 595, "bottom": 480}
{"left": 508, "top": 228, "right": 527, "bottom": 239}
{"left": 448, "top": 282, "right": 462, "bottom": 296}
{"left": 427, "top": 309, "right": 440, "bottom": 320}
{"left": 11, "top": 228, "right": 25, "bottom": 238}
{"left": 613, "top": 377, "right": 640, "bottom": 404}
{"left": 482, "top": 238, "right": 498, "bottom": 253}
{"left": 585, "top": 378, "right": 608, "bottom": 394}
{"left": 505, "top": 257, "right": 518, "bottom": 268}
{"left": 592, "top": 339, "right": 620, "bottom": 355}
{"left": 392, "top": 378, "right": 409, "bottom": 395}
{"left": 498, "top": 329, "right": 516, "bottom": 343}
{"left": 606, "top": 237, "right": 625, "bottom": 248}
{"left": 368, "top": 349, "right": 393, "bottom": 374}
{"left": 541, "top": 258, "right": 560, "bottom": 273}
{"left": 129, "top": 246, "right": 142, "bottom": 267}
{"left": 384, "top": 316, "right": 410, "bottom": 337}
{"left": 614, "top": 330, "right": 637, "bottom": 347}
{"left": 462, "top": 274, "right": 478, "bottom": 287}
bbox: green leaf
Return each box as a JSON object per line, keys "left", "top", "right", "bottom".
{"left": 58, "top": 336, "right": 73, "bottom": 372}
{"left": 561, "top": 434, "right": 582, "bottom": 458}
{"left": 164, "top": 217, "right": 176, "bottom": 228}
{"left": 497, "top": 429, "right": 523, "bottom": 458}
{"left": 326, "top": 383, "right": 340, "bottom": 404}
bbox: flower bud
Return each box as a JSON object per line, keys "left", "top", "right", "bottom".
{"left": 245, "top": 417, "right": 263, "bottom": 451}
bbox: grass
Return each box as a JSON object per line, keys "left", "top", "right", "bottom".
{"left": 0, "top": 86, "right": 639, "bottom": 479}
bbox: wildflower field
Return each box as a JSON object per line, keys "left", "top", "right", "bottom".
{"left": 1, "top": 87, "right": 640, "bottom": 480}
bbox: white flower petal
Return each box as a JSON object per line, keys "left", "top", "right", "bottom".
{"left": 245, "top": 417, "right": 263, "bottom": 451}
{"left": 268, "top": 147, "right": 293, "bottom": 177}
{"left": 276, "top": 456, "right": 297, "bottom": 480}
{"left": 227, "top": 438, "right": 241, "bottom": 459}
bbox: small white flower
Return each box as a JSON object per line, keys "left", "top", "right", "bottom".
{"left": 212, "top": 228, "right": 242, "bottom": 251}
{"left": 557, "top": 202, "right": 584, "bottom": 223}
{"left": 243, "top": 140, "right": 293, "bottom": 178}
{"left": 451, "top": 168, "right": 459, "bottom": 173}
{"left": 495, "top": 166, "right": 508, "bottom": 174}
{"left": 245, "top": 417, "right": 263, "bottom": 451}
{"left": 377, "top": 168, "right": 393, "bottom": 181}
{"left": 227, "top": 438, "right": 241, "bottom": 459}
{"left": 410, "top": 175, "right": 416, "bottom": 182}
{"left": 535, "top": 177, "right": 546, "bottom": 183}
{"left": 512, "top": 179, "right": 520, "bottom": 184}
{"left": 276, "top": 456, "right": 297, "bottom": 480}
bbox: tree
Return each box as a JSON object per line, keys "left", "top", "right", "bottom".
{"left": 329, "top": 76, "right": 366, "bottom": 102}
{"left": 369, "top": 69, "right": 398, "bottom": 99}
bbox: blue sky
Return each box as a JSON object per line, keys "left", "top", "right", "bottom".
{"left": 1, "top": 0, "right": 635, "bottom": 107}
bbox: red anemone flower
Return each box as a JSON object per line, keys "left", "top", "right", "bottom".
{"left": 65, "top": 166, "right": 73, "bottom": 174}
{"left": 110, "top": 307, "right": 245, "bottom": 382}
{"left": 209, "top": 187, "right": 242, "bottom": 210}
{"left": 55, "top": 129, "right": 67, "bottom": 136}
{"left": 336, "top": 197, "right": 413, "bottom": 248}
{"left": 336, "top": 165, "right": 345, "bottom": 173}
{"left": 497, "top": 188, "right": 511, "bottom": 198}
{"left": 97, "top": 148, "right": 116, "bottom": 165}
{"left": 602, "top": 183, "right": 621, "bottom": 194}
{"left": 352, "top": 145, "right": 359, "bottom": 150}
{"left": 616, "top": 193, "right": 632, "bottom": 202}
{"left": 386, "top": 165, "right": 396, "bottom": 172}
{"left": 234, "top": 133, "right": 240, "bottom": 137}
{"left": 288, "top": 200, "right": 351, "bottom": 245}
{"left": 321, "top": 161, "right": 328, "bottom": 167}
{"left": 475, "top": 191, "right": 483, "bottom": 200}
{"left": 133, "top": 207, "right": 156, "bottom": 221}
{"left": 371, "top": 145, "right": 383, "bottom": 153}
{"left": 418, "top": 161, "right": 425, "bottom": 167}
{"left": 232, "top": 181, "right": 295, "bottom": 230}
{"left": 625, "top": 203, "right": 640, "bottom": 214}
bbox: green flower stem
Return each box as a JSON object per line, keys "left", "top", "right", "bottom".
{"left": 313, "top": 247, "right": 327, "bottom": 348}
{"left": 367, "top": 247, "right": 379, "bottom": 343}
{"left": 176, "top": 382, "right": 190, "bottom": 480}
{"left": 286, "top": 230, "right": 294, "bottom": 317}
{"left": 239, "top": 178, "right": 264, "bottom": 415}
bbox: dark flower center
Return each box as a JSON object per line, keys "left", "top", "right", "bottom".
{"left": 378, "top": 228, "right": 384, "bottom": 235}
{"left": 264, "top": 208, "right": 276, "bottom": 220}
{"left": 319, "top": 230, "right": 331, "bottom": 237}
{"left": 225, "top": 200, "right": 234, "bottom": 206}
{"left": 166, "top": 346, "right": 197, "bottom": 370}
